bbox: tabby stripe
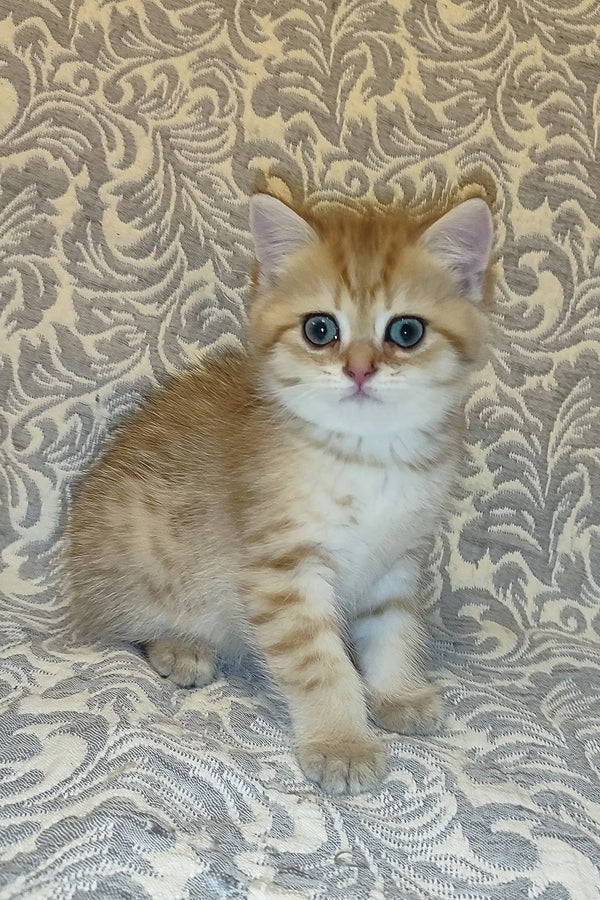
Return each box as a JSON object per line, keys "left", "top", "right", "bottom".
{"left": 435, "top": 326, "right": 473, "bottom": 363}
{"left": 267, "top": 619, "right": 335, "bottom": 656}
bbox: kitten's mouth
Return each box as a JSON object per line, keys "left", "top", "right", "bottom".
{"left": 342, "top": 388, "right": 380, "bottom": 404}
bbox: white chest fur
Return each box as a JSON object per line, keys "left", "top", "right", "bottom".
{"left": 291, "top": 438, "right": 455, "bottom": 611}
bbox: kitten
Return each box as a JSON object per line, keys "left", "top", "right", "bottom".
{"left": 66, "top": 193, "right": 493, "bottom": 795}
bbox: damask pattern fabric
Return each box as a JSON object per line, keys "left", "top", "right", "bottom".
{"left": 1, "top": 1, "right": 599, "bottom": 897}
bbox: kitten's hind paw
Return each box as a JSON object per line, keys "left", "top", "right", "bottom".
{"left": 146, "top": 637, "right": 216, "bottom": 688}
{"left": 297, "top": 733, "right": 387, "bottom": 795}
{"left": 373, "top": 684, "right": 444, "bottom": 735}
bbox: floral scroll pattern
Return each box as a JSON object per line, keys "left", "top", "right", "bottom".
{"left": 1, "top": 1, "right": 599, "bottom": 897}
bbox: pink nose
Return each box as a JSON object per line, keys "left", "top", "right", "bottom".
{"left": 343, "top": 363, "right": 377, "bottom": 389}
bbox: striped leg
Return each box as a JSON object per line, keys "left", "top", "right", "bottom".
{"left": 354, "top": 560, "right": 443, "bottom": 735}
{"left": 244, "top": 545, "right": 386, "bottom": 794}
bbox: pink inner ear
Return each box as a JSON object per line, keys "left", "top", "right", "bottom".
{"left": 249, "top": 194, "right": 317, "bottom": 288}
{"left": 420, "top": 198, "right": 493, "bottom": 302}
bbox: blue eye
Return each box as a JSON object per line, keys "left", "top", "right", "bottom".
{"left": 303, "top": 314, "right": 339, "bottom": 347}
{"left": 385, "top": 317, "right": 425, "bottom": 349}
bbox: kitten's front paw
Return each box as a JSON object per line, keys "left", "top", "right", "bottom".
{"left": 146, "top": 637, "right": 216, "bottom": 688}
{"left": 297, "top": 733, "right": 387, "bottom": 795}
{"left": 373, "top": 684, "right": 443, "bottom": 735}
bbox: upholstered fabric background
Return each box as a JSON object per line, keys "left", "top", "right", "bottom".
{"left": 1, "top": 1, "right": 600, "bottom": 897}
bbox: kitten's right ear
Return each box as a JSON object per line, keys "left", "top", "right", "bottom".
{"left": 249, "top": 194, "right": 318, "bottom": 290}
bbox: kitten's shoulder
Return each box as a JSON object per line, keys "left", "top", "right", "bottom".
{"left": 92, "top": 346, "right": 256, "bottom": 479}
{"left": 169, "top": 345, "right": 253, "bottom": 410}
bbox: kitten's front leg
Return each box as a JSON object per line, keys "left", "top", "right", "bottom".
{"left": 244, "top": 550, "right": 386, "bottom": 795}
{"left": 354, "top": 559, "right": 443, "bottom": 735}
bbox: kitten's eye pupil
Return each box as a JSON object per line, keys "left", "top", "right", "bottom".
{"left": 303, "top": 314, "right": 339, "bottom": 347}
{"left": 385, "top": 316, "right": 425, "bottom": 349}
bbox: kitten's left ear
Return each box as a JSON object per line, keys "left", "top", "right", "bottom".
{"left": 250, "top": 194, "right": 318, "bottom": 290}
{"left": 419, "top": 198, "right": 493, "bottom": 303}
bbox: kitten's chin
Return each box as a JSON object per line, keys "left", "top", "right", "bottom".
{"left": 273, "top": 385, "right": 452, "bottom": 439}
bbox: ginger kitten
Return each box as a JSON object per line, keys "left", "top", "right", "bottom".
{"left": 66, "top": 194, "right": 493, "bottom": 794}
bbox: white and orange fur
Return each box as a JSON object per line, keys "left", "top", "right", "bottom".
{"left": 66, "top": 193, "right": 493, "bottom": 794}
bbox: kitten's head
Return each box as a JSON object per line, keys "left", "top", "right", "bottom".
{"left": 248, "top": 194, "right": 493, "bottom": 438}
